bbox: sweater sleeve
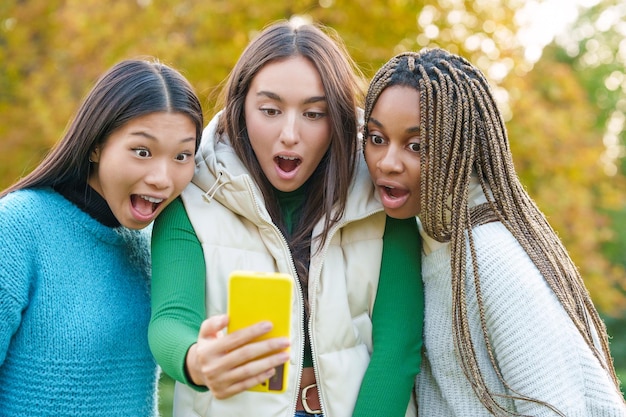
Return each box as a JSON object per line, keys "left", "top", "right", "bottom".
{"left": 148, "top": 197, "right": 207, "bottom": 386}
{"left": 0, "top": 194, "right": 33, "bottom": 365}
{"left": 352, "top": 216, "right": 424, "bottom": 417}
{"left": 472, "top": 223, "right": 626, "bottom": 416}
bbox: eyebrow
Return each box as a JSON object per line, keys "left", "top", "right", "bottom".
{"left": 257, "top": 91, "right": 327, "bottom": 105}
{"left": 369, "top": 117, "right": 421, "bottom": 134}
{"left": 131, "top": 131, "right": 196, "bottom": 144}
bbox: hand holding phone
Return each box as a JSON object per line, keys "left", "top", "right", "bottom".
{"left": 186, "top": 314, "right": 290, "bottom": 399}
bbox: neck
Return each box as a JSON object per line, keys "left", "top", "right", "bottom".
{"left": 53, "top": 181, "right": 120, "bottom": 228}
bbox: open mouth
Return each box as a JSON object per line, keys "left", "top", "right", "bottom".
{"left": 275, "top": 155, "right": 301, "bottom": 173}
{"left": 383, "top": 185, "right": 408, "bottom": 199}
{"left": 131, "top": 194, "right": 164, "bottom": 216}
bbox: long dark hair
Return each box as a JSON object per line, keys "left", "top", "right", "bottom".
{"left": 1, "top": 59, "right": 203, "bottom": 198}
{"left": 218, "top": 20, "right": 363, "bottom": 306}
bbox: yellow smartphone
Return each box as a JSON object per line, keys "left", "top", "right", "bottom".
{"left": 227, "top": 270, "right": 293, "bottom": 393}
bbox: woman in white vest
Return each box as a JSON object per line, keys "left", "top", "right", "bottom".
{"left": 148, "top": 19, "right": 424, "bottom": 417}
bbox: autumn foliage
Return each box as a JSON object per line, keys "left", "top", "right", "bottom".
{"left": 1, "top": 0, "right": 625, "bottom": 314}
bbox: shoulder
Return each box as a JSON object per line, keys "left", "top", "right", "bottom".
{"left": 470, "top": 222, "right": 531, "bottom": 268}
{"left": 343, "top": 153, "right": 383, "bottom": 220}
{"left": 466, "top": 222, "right": 562, "bottom": 316}
{"left": 332, "top": 154, "right": 387, "bottom": 247}
{"left": 157, "top": 196, "right": 187, "bottom": 222}
{"left": 1, "top": 187, "right": 57, "bottom": 208}
{"left": 153, "top": 197, "right": 196, "bottom": 240}
{"left": 0, "top": 188, "right": 66, "bottom": 227}
{"left": 1, "top": 187, "right": 127, "bottom": 245}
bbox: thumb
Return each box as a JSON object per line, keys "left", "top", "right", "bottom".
{"left": 198, "top": 314, "right": 229, "bottom": 339}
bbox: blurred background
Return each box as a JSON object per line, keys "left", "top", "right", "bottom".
{"left": 1, "top": 0, "right": 625, "bottom": 414}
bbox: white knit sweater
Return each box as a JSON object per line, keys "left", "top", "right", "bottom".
{"left": 415, "top": 183, "right": 626, "bottom": 416}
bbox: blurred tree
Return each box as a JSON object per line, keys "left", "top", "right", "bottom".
{"left": 0, "top": 0, "right": 71, "bottom": 184}
{"left": 551, "top": 0, "right": 625, "bottom": 177}
{"left": 545, "top": 0, "right": 626, "bottom": 314}
{"left": 505, "top": 45, "right": 626, "bottom": 313}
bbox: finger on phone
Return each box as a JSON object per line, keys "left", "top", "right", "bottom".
{"left": 214, "top": 336, "right": 288, "bottom": 375}
{"left": 225, "top": 350, "right": 289, "bottom": 394}
{"left": 198, "top": 315, "right": 229, "bottom": 339}
{"left": 227, "top": 367, "right": 279, "bottom": 398}
{"left": 220, "top": 320, "right": 274, "bottom": 350}
{"left": 211, "top": 347, "right": 289, "bottom": 399}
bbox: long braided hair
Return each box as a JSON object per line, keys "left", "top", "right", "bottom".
{"left": 364, "top": 48, "right": 621, "bottom": 415}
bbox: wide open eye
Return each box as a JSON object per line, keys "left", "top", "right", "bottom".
{"left": 408, "top": 142, "right": 421, "bottom": 153}
{"left": 368, "top": 134, "right": 385, "bottom": 145}
{"left": 175, "top": 152, "right": 193, "bottom": 162}
{"left": 133, "top": 148, "right": 151, "bottom": 158}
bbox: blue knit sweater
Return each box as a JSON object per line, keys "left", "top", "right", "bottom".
{"left": 0, "top": 188, "right": 158, "bottom": 416}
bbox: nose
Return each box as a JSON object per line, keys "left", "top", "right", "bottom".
{"left": 279, "top": 112, "right": 300, "bottom": 146}
{"left": 377, "top": 145, "right": 404, "bottom": 174}
{"left": 145, "top": 159, "right": 173, "bottom": 190}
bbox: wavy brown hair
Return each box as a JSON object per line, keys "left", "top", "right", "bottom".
{"left": 217, "top": 19, "right": 364, "bottom": 309}
{"left": 364, "top": 48, "right": 621, "bottom": 416}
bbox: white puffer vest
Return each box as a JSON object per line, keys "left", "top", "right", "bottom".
{"left": 173, "top": 113, "right": 400, "bottom": 417}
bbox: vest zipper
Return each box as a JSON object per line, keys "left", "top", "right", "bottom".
{"left": 307, "top": 205, "right": 384, "bottom": 416}
{"left": 242, "top": 177, "right": 304, "bottom": 415}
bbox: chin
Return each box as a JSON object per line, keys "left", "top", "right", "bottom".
{"left": 120, "top": 218, "right": 152, "bottom": 230}
{"left": 384, "top": 209, "right": 405, "bottom": 219}
{"left": 385, "top": 207, "right": 418, "bottom": 220}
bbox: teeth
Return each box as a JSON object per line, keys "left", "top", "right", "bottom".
{"left": 140, "top": 195, "right": 164, "bottom": 204}
{"left": 278, "top": 155, "right": 298, "bottom": 160}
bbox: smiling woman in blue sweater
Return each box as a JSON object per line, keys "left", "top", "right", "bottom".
{"left": 0, "top": 59, "right": 203, "bottom": 416}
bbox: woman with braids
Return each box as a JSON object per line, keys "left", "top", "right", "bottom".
{"left": 148, "top": 19, "right": 423, "bottom": 417}
{"left": 362, "top": 47, "right": 626, "bottom": 416}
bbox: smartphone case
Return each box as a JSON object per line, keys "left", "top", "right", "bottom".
{"left": 227, "top": 270, "right": 293, "bottom": 393}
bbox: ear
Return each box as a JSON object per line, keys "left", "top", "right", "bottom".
{"left": 90, "top": 147, "right": 101, "bottom": 163}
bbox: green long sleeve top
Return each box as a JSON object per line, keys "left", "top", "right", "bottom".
{"left": 353, "top": 214, "right": 424, "bottom": 417}
{"left": 149, "top": 196, "right": 423, "bottom": 416}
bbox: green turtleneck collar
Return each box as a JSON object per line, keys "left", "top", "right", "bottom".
{"left": 274, "top": 186, "right": 306, "bottom": 235}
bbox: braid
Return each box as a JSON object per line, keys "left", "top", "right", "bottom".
{"left": 363, "top": 55, "right": 403, "bottom": 147}
{"left": 364, "top": 48, "right": 620, "bottom": 416}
